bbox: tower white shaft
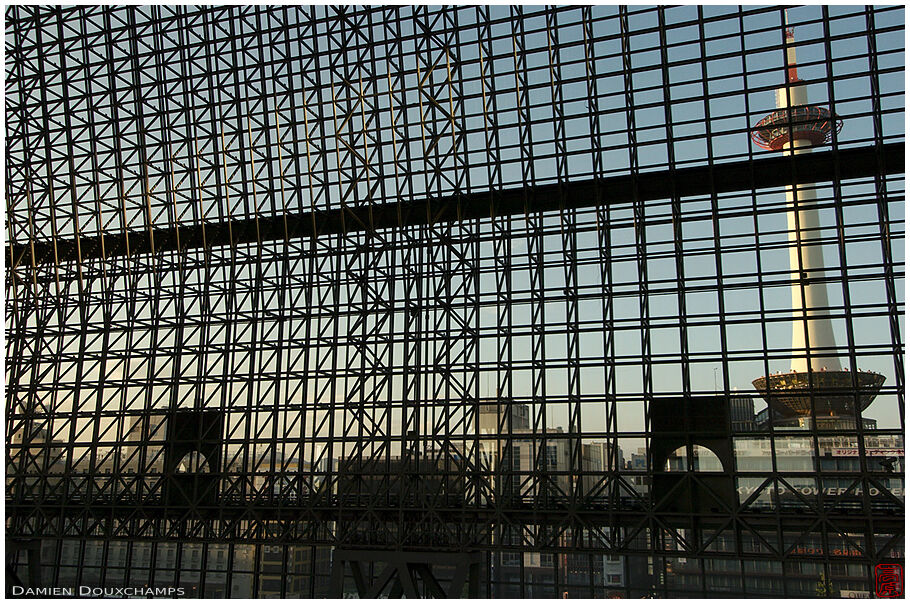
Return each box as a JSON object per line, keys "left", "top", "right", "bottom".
{"left": 777, "top": 28, "right": 841, "bottom": 373}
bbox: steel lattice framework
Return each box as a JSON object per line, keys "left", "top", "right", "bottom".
{"left": 6, "top": 5, "right": 905, "bottom": 599}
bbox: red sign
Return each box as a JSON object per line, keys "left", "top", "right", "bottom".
{"left": 875, "top": 563, "right": 903, "bottom": 598}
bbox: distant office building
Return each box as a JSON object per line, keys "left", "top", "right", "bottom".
{"left": 122, "top": 416, "right": 165, "bottom": 472}
{"left": 9, "top": 427, "right": 66, "bottom": 466}
{"left": 7, "top": 427, "right": 66, "bottom": 495}
{"left": 476, "top": 399, "right": 623, "bottom": 500}
{"left": 478, "top": 399, "right": 531, "bottom": 432}
{"left": 729, "top": 396, "right": 756, "bottom": 432}
{"left": 627, "top": 448, "right": 647, "bottom": 471}
{"left": 259, "top": 545, "right": 331, "bottom": 597}
{"left": 476, "top": 399, "right": 633, "bottom": 597}
{"left": 666, "top": 430, "right": 903, "bottom": 596}
{"left": 53, "top": 540, "right": 254, "bottom": 598}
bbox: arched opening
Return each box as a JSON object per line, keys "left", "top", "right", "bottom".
{"left": 176, "top": 451, "right": 210, "bottom": 473}
{"left": 665, "top": 445, "right": 725, "bottom": 472}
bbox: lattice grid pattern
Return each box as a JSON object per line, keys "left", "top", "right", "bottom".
{"left": 6, "top": 5, "right": 904, "bottom": 598}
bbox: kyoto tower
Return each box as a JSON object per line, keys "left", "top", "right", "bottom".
{"left": 750, "top": 19, "right": 885, "bottom": 427}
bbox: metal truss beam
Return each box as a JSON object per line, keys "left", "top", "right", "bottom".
{"left": 8, "top": 142, "right": 903, "bottom": 268}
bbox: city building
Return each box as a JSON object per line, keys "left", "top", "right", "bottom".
{"left": 729, "top": 396, "right": 756, "bottom": 432}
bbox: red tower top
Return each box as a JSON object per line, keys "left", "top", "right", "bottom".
{"left": 785, "top": 27, "right": 799, "bottom": 83}
{"left": 751, "top": 20, "right": 843, "bottom": 151}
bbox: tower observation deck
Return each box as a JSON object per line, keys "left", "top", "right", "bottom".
{"left": 750, "top": 23, "right": 884, "bottom": 422}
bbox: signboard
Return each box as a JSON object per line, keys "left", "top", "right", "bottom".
{"left": 840, "top": 589, "right": 870, "bottom": 598}
{"left": 831, "top": 448, "right": 903, "bottom": 457}
{"left": 736, "top": 485, "right": 904, "bottom": 497}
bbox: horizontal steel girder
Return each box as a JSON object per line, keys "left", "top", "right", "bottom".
{"left": 6, "top": 500, "right": 901, "bottom": 539}
{"left": 8, "top": 143, "right": 903, "bottom": 268}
